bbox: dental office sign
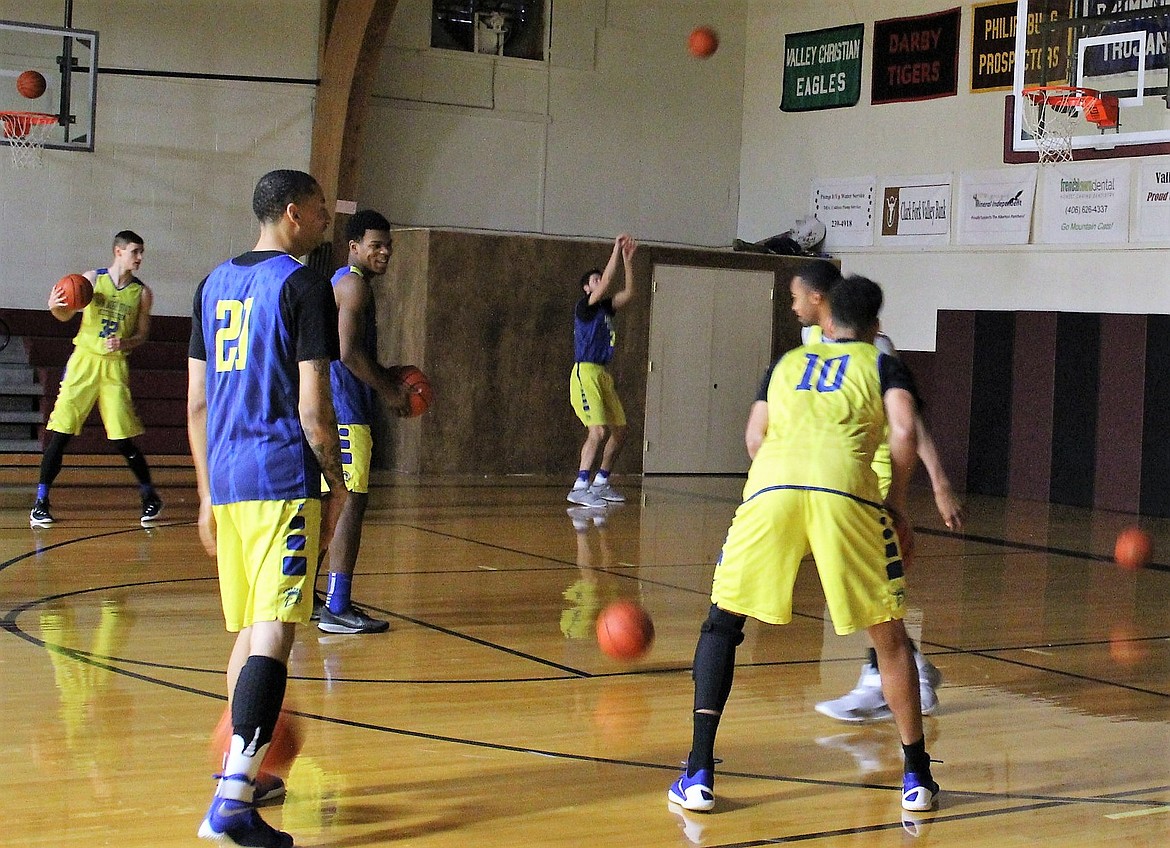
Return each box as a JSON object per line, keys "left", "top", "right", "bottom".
{"left": 1039, "top": 161, "right": 1130, "bottom": 244}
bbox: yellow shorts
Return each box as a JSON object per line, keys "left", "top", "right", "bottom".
{"left": 47, "top": 347, "right": 144, "bottom": 439}
{"left": 570, "top": 362, "right": 626, "bottom": 427}
{"left": 321, "top": 423, "right": 371, "bottom": 495}
{"left": 212, "top": 499, "right": 321, "bottom": 631}
{"left": 711, "top": 485, "right": 906, "bottom": 635}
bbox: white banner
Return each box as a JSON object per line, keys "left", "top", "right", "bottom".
{"left": 1135, "top": 161, "right": 1170, "bottom": 243}
{"left": 1038, "top": 161, "right": 1130, "bottom": 244}
{"left": 957, "top": 168, "right": 1037, "bottom": 245}
{"left": 811, "top": 176, "right": 875, "bottom": 248}
{"left": 877, "top": 174, "right": 952, "bottom": 246}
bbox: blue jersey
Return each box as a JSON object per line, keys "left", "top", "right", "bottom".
{"left": 574, "top": 296, "right": 616, "bottom": 364}
{"left": 328, "top": 265, "right": 378, "bottom": 425}
{"left": 189, "top": 251, "right": 339, "bottom": 505}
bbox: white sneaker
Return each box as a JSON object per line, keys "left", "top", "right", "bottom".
{"left": 815, "top": 663, "right": 891, "bottom": 722}
{"left": 917, "top": 653, "right": 942, "bottom": 716}
{"left": 589, "top": 482, "right": 626, "bottom": 502}
{"left": 567, "top": 486, "right": 607, "bottom": 508}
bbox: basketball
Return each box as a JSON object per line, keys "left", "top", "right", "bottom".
{"left": 1114, "top": 526, "right": 1152, "bottom": 571}
{"left": 53, "top": 274, "right": 93, "bottom": 311}
{"left": 17, "top": 70, "right": 47, "bottom": 99}
{"left": 596, "top": 599, "right": 654, "bottom": 661}
{"left": 396, "top": 365, "right": 433, "bottom": 417}
{"left": 688, "top": 26, "right": 719, "bottom": 59}
{"left": 209, "top": 705, "right": 304, "bottom": 777}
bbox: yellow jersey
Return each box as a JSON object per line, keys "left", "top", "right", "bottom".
{"left": 72, "top": 270, "right": 144, "bottom": 357}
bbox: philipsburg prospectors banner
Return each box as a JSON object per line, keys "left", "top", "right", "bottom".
{"left": 781, "top": 23, "right": 864, "bottom": 111}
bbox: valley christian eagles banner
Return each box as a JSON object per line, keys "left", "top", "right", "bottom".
{"left": 872, "top": 7, "right": 961, "bottom": 103}
{"left": 781, "top": 23, "right": 864, "bottom": 111}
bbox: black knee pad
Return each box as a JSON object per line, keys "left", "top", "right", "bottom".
{"left": 700, "top": 605, "right": 746, "bottom": 646}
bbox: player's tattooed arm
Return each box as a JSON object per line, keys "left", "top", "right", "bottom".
{"left": 300, "top": 358, "right": 345, "bottom": 489}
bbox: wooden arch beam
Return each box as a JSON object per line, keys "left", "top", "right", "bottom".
{"left": 310, "top": 0, "right": 400, "bottom": 262}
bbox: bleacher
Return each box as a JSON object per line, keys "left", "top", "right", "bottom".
{"left": 0, "top": 307, "right": 191, "bottom": 455}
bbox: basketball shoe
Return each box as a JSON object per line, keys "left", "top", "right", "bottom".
{"left": 253, "top": 773, "right": 286, "bottom": 805}
{"left": 140, "top": 493, "right": 163, "bottom": 524}
{"left": 199, "top": 795, "right": 292, "bottom": 847}
{"left": 815, "top": 653, "right": 942, "bottom": 722}
{"left": 589, "top": 482, "right": 626, "bottom": 503}
{"left": 567, "top": 485, "right": 607, "bottom": 508}
{"left": 902, "top": 771, "right": 940, "bottom": 812}
{"left": 30, "top": 498, "right": 55, "bottom": 528}
{"left": 318, "top": 603, "right": 390, "bottom": 634}
{"left": 667, "top": 767, "right": 715, "bottom": 812}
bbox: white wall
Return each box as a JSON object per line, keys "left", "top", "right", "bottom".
{"left": 738, "top": 0, "right": 1170, "bottom": 351}
{"left": 358, "top": 0, "right": 747, "bottom": 247}
{"left": 0, "top": 1, "right": 318, "bottom": 315}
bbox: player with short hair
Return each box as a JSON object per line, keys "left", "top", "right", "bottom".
{"left": 314, "top": 208, "right": 413, "bottom": 635}
{"left": 788, "top": 261, "right": 962, "bottom": 723}
{"left": 568, "top": 234, "right": 637, "bottom": 508}
{"left": 668, "top": 274, "right": 940, "bottom": 815}
{"left": 189, "top": 169, "right": 346, "bottom": 848}
{"left": 30, "top": 230, "right": 163, "bottom": 528}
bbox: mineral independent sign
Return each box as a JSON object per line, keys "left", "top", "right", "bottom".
{"left": 781, "top": 24, "right": 864, "bottom": 111}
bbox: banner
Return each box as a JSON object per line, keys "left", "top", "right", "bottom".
{"left": 957, "top": 168, "right": 1037, "bottom": 244}
{"left": 1135, "top": 161, "right": 1170, "bottom": 242}
{"left": 810, "top": 176, "right": 875, "bottom": 248}
{"left": 872, "top": 7, "right": 961, "bottom": 103}
{"left": 877, "top": 174, "right": 953, "bottom": 245}
{"left": 971, "top": 1, "right": 1020, "bottom": 92}
{"left": 781, "top": 24, "right": 864, "bottom": 111}
{"left": 1077, "top": 1, "right": 1169, "bottom": 76}
{"left": 1038, "top": 161, "right": 1131, "bottom": 244}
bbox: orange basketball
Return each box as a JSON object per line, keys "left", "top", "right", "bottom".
{"left": 596, "top": 599, "right": 654, "bottom": 661}
{"left": 1114, "top": 526, "right": 1152, "bottom": 571}
{"left": 209, "top": 705, "right": 305, "bottom": 777}
{"left": 53, "top": 274, "right": 93, "bottom": 311}
{"left": 397, "top": 365, "right": 433, "bottom": 417}
{"left": 17, "top": 70, "right": 46, "bottom": 99}
{"left": 688, "top": 26, "right": 719, "bottom": 58}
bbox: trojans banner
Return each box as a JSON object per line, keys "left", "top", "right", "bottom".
{"left": 872, "top": 7, "right": 962, "bottom": 104}
{"left": 781, "top": 23, "right": 864, "bottom": 111}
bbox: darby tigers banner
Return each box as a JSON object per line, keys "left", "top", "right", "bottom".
{"left": 872, "top": 7, "right": 962, "bottom": 104}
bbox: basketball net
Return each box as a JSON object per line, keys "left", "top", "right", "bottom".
{"left": 0, "top": 112, "right": 57, "bottom": 169}
{"left": 1020, "top": 93, "right": 1079, "bottom": 164}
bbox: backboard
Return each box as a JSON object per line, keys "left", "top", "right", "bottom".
{"left": 1009, "top": 0, "right": 1170, "bottom": 161}
{"left": 0, "top": 19, "right": 97, "bottom": 152}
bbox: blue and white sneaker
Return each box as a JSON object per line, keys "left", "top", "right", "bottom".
{"left": 198, "top": 795, "right": 293, "bottom": 847}
{"left": 668, "top": 768, "right": 715, "bottom": 812}
{"left": 902, "top": 772, "right": 940, "bottom": 812}
{"left": 253, "top": 773, "right": 286, "bottom": 805}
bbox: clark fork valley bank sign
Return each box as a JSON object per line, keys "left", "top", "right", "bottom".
{"left": 781, "top": 24, "right": 864, "bottom": 111}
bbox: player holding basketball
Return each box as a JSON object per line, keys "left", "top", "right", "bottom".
{"left": 30, "top": 231, "right": 163, "bottom": 528}
{"left": 787, "top": 261, "right": 962, "bottom": 723}
{"left": 568, "top": 234, "right": 637, "bottom": 508}
{"left": 189, "top": 169, "right": 345, "bottom": 848}
{"left": 314, "top": 209, "right": 413, "bottom": 635}
{"left": 668, "top": 275, "right": 940, "bottom": 814}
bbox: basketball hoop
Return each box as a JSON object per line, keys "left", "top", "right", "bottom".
{"left": 1020, "top": 87, "right": 1120, "bottom": 164}
{"left": 0, "top": 111, "right": 57, "bottom": 169}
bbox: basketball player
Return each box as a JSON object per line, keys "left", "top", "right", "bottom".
{"left": 314, "top": 209, "right": 413, "bottom": 635}
{"left": 30, "top": 231, "right": 163, "bottom": 528}
{"left": 189, "top": 169, "right": 345, "bottom": 848}
{"left": 788, "top": 261, "right": 962, "bottom": 723}
{"left": 568, "top": 234, "right": 637, "bottom": 508}
{"left": 668, "top": 275, "right": 939, "bottom": 814}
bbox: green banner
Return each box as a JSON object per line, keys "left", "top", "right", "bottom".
{"left": 781, "top": 23, "right": 864, "bottom": 112}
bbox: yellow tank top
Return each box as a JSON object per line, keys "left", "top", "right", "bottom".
{"left": 73, "top": 270, "right": 143, "bottom": 357}
{"left": 749, "top": 340, "right": 886, "bottom": 501}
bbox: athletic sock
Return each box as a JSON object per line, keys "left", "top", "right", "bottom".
{"left": 688, "top": 712, "right": 720, "bottom": 775}
{"left": 592, "top": 470, "right": 611, "bottom": 487}
{"left": 327, "top": 571, "right": 353, "bottom": 614}
{"left": 219, "top": 656, "right": 287, "bottom": 800}
{"left": 902, "top": 735, "right": 931, "bottom": 776}
{"left": 36, "top": 484, "right": 49, "bottom": 501}
{"left": 574, "top": 471, "right": 590, "bottom": 488}
{"left": 867, "top": 646, "right": 879, "bottom": 670}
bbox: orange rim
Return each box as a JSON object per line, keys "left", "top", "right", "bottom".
{"left": 0, "top": 111, "right": 58, "bottom": 139}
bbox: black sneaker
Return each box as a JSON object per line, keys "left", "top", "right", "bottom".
{"left": 30, "top": 498, "right": 55, "bottom": 528}
{"left": 140, "top": 492, "right": 163, "bottom": 525}
{"left": 310, "top": 591, "right": 326, "bottom": 622}
{"left": 317, "top": 603, "right": 390, "bottom": 634}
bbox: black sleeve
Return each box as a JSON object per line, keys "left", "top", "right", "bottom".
{"left": 575, "top": 296, "right": 613, "bottom": 321}
{"left": 280, "top": 266, "right": 340, "bottom": 362}
{"left": 188, "top": 277, "right": 208, "bottom": 361}
{"left": 755, "top": 359, "right": 779, "bottom": 402}
{"left": 878, "top": 353, "right": 922, "bottom": 407}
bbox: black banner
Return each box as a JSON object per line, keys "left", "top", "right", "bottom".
{"left": 872, "top": 7, "right": 961, "bottom": 104}
{"left": 971, "top": 0, "right": 1019, "bottom": 91}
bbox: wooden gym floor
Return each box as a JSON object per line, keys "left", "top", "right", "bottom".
{"left": 1, "top": 468, "right": 1169, "bottom": 847}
